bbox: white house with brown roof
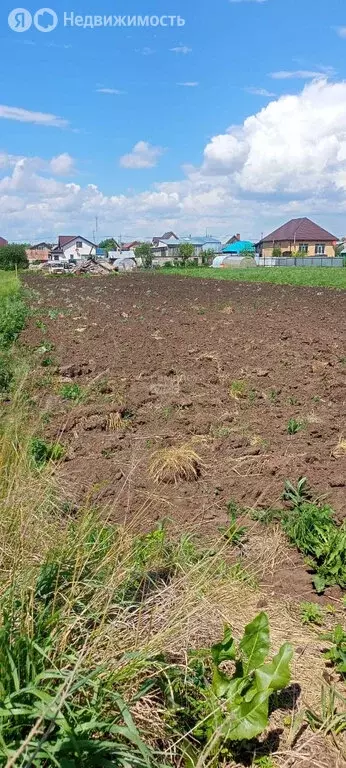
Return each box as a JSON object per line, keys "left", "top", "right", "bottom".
{"left": 51, "top": 235, "right": 97, "bottom": 262}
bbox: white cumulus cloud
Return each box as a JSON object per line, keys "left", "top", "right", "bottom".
{"left": 1, "top": 80, "right": 346, "bottom": 242}
{"left": 202, "top": 79, "right": 346, "bottom": 194}
{"left": 50, "top": 153, "right": 74, "bottom": 175}
{"left": 119, "top": 141, "right": 165, "bottom": 169}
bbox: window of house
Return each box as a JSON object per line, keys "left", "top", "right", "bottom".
{"left": 315, "top": 243, "right": 325, "bottom": 255}
{"left": 76, "top": 240, "right": 83, "bottom": 248}
{"left": 299, "top": 243, "right": 308, "bottom": 253}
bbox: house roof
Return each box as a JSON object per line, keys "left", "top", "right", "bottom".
{"left": 0, "top": 237, "right": 8, "bottom": 247}
{"left": 29, "top": 242, "right": 51, "bottom": 250}
{"left": 58, "top": 235, "right": 76, "bottom": 248}
{"left": 152, "top": 231, "right": 178, "bottom": 245}
{"left": 259, "top": 218, "right": 337, "bottom": 244}
{"left": 182, "top": 236, "right": 221, "bottom": 246}
{"left": 161, "top": 231, "right": 178, "bottom": 240}
{"left": 222, "top": 240, "right": 255, "bottom": 254}
{"left": 58, "top": 235, "right": 96, "bottom": 248}
{"left": 224, "top": 234, "right": 241, "bottom": 245}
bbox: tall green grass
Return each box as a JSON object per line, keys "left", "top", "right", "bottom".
{"left": 0, "top": 270, "right": 28, "bottom": 347}
{"left": 0, "top": 271, "right": 20, "bottom": 299}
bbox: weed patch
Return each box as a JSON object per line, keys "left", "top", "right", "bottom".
{"left": 229, "top": 379, "right": 248, "bottom": 400}
{"left": 300, "top": 601, "right": 324, "bottom": 626}
{"left": 287, "top": 418, "right": 305, "bottom": 435}
{"left": 281, "top": 482, "right": 346, "bottom": 593}
{"left": 321, "top": 625, "right": 346, "bottom": 678}
{"left": 30, "top": 437, "right": 65, "bottom": 467}
{"left": 60, "top": 382, "right": 84, "bottom": 401}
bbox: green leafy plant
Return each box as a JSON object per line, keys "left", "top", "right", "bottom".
{"left": 250, "top": 507, "right": 283, "bottom": 525}
{"left": 321, "top": 625, "right": 346, "bottom": 677}
{"left": 281, "top": 489, "right": 346, "bottom": 594}
{"left": 205, "top": 612, "right": 293, "bottom": 744}
{"left": 287, "top": 418, "right": 304, "bottom": 435}
{"left": 254, "top": 757, "right": 277, "bottom": 768}
{"left": 300, "top": 601, "right": 324, "bottom": 626}
{"left": 30, "top": 437, "right": 65, "bottom": 467}
{"left": 219, "top": 501, "right": 247, "bottom": 545}
{"left": 269, "top": 388, "right": 279, "bottom": 403}
{"left": 60, "top": 382, "right": 84, "bottom": 401}
{"left": 282, "top": 477, "right": 311, "bottom": 506}
{"left": 41, "top": 355, "right": 55, "bottom": 367}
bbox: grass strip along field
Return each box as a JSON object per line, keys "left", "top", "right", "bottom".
{"left": 162, "top": 265, "right": 346, "bottom": 289}
{"left": 0, "top": 271, "right": 345, "bottom": 766}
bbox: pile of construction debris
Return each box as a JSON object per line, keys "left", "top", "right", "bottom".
{"left": 71, "top": 258, "right": 115, "bottom": 274}
{"left": 71, "top": 257, "right": 137, "bottom": 274}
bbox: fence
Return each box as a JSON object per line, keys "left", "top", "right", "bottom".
{"left": 257, "top": 256, "right": 345, "bottom": 268}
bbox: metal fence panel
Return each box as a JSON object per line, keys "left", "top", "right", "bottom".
{"left": 259, "top": 256, "right": 344, "bottom": 268}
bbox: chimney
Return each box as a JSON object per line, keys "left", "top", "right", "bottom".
{"left": 236, "top": 233, "right": 240, "bottom": 240}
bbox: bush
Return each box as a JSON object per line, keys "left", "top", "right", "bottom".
{"left": 0, "top": 244, "right": 29, "bottom": 270}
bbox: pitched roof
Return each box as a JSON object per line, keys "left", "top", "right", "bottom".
{"left": 58, "top": 235, "right": 76, "bottom": 248}
{"left": 259, "top": 218, "right": 337, "bottom": 244}
{"left": 58, "top": 235, "right": 96, "bottom": 248}
{"left": 224, "top": 234, "right": 241, "bottom": 245}
{"left": 0, "top": 237, "right": 8, "bottom": 247}
{"left": 152, "top": 231, "right": 178, "bottom": 245}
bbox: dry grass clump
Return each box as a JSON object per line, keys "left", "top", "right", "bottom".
{"left": 149, "top": 443, "right": 203, "bottom": 483}
{"left": 332, "top": 436, "right": 346, "bottom": 457}
{"left": 107, "top": 409, "right": 132, "bottom": 431}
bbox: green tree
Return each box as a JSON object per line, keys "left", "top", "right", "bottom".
{"left": 272, "top": 246, "right": 282, "bottom": 258}
{"left": 334, "top": 242, "right": 344, "bottom": 257}
{"left": 178, "top": 242, "right": 195, "bottom": 266}
{"left": 134, "top": 242, "right": 153, "bottom": 269}
{"left": 98, "top": 238, "right": 119, "bottom": 252}
{"left": 201, "top": 248, "right": 215, "bottom": 265}
{"left": 0, "top": 244, "right": 29, "bottom": 271}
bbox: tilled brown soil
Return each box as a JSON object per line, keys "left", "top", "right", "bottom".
{"left": 22, "top": 273, "right": 346, "bottom": 601}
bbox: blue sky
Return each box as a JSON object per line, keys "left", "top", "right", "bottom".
{"left": 1, "top": 0, "right": 346, "bottom": 242}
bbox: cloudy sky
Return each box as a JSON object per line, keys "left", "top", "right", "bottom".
{"left": 1, "top": 0, "right": 346, "bottom": 243}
